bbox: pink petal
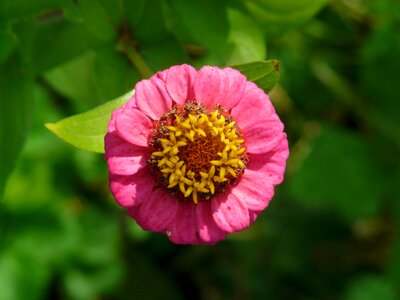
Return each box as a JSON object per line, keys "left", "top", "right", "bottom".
{"left": 109, "top": 168, "right": 154, "bottom": 207}
{"left": 247, "top": 132, "right": 289, "bottom": 185}
{"left": 133, "top": 188, "right": 178, "bottom": 232}
{"left": 196, "top": 200, "right": 227, "bottom": 244}
{"left": 135, "top": 76, "right": 172, "bottom": 120}
{"left": 243, "top": 119, "right": 283, "bottom": 154}
{"left": 105, "top": 132, "right": 148, "bottom": 175}
{"left": 165, "top": 64, "right": 197, "bottom": 105}
{"left": 231, "top": 82, "right": 285, "bottom": 154}
{"left": 193, "top": 66, "right": 246, "bottom": 110}
{"left": 211, "top": 193, "right": 250, "bottom": 233}
{"left": 127, "top": 205, "right": 140, "bottom": 219}
{"left": 124, "top": 93, "right": 137, "bottom": 109}
{"left": 249, "top": 210, "right": 260, "bottom": 223}
{"left": 231, "top": 169, "right": 274, "bottom": 211}
{"left": 222, "top": 67, "right": 247, "bottom": 108}
{"left": 231, "top": 81, "right": 276, "bottom": 130}
{"left": 167, "top": 201, "right": 199, "bottom": 244}
{"left": 115, "top": 107, "right": 152, "bottom": 147}
{"left": 155, "top": 69, "right": 168, "bottom": 82}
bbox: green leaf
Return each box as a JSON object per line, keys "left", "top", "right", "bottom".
{"left": 12, "top": 18, "right": 89, "bottom": 75}
{"left": 360, "top": 19, "right": 400, "bottom": 129}
{"left": 45, "top": 90, "right": 133, "bottom": 153}
{"left": 0, "top": 249, "right": 49, "bottom": 300}
{"left": 169, "top": 0, "right": 230, "bottom": 59}
{"left": 289, "top": 125, "right": 385, "bottom": 220}
{"left": 133, "top": 0, "right": 171, "bottom": 44}
{"left": 242, "top": 0, "right": 329, "bottom": 37}
{"left": 76, "top": 0, "right": 118, "bottom": 47}
{"left": 44, "top": 49, "right": 139, "bottom": 111}
{"left": 0, "top": 53, "right": 33, "bottom": 199}
{"left": 141, "top": 37, "right": 190, "bottom": 71}
{"left": 0, "top": 26, "right": 17, "bottom": 63}
{"left": 226, "top": 8, "right": 267, "bottom": 64}
{"left": 232, "top": 60, "right": 281, "bottom": 93}
{"left": 92, "top": 48, "right": 139, "bottom": 102}
{"left": 44, "top": 52, "right": 100, "bottom": 110}
{"left": 0, "top": 0, "right": 61, "bottom": 25}
{"left": 122, "top": 0, "right": 146, "bottom": 29}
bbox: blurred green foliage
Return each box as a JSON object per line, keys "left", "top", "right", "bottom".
{"left": 0, "top": 0, "right": 399, "bottom": 299}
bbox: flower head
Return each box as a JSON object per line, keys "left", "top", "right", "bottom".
{"left": 105, "top": 64, "right": 289, "bottom": 244}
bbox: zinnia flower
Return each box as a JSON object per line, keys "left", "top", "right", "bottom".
{"left": 105, "top": 64, "right": 288, "bottom": 244}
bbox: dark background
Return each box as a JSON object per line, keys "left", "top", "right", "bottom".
{"left": 1, "top": 0, "right": 399, "bottom": 299}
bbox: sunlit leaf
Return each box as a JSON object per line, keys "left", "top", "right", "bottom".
{"left": 45, "top": 90, "right": 133, "bottom": 153}
{"left": 232, "top": 60, "right": 281, "bottom": 93}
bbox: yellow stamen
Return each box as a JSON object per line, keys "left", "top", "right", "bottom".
{"left": 149, "top": 103, "right": 247, "bottom": 204}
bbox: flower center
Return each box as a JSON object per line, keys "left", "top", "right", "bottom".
{"left": 148, "top": 101, "right": 248, "bottom": 204}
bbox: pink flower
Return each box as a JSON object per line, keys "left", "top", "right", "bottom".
{"left": 105, "top": 64, "right": 289, "bottom": 244}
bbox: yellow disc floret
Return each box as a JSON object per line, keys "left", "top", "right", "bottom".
{"left": 148, "top": 101, "right": 248, "bottom": 203}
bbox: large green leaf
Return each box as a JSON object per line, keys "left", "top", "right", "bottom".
{"left": 0, "top": 53, "right": 33, "bottom": 199}
{"left": 46, "top": 60, "right": 280, "bottom": 153}
{"left": 45, "top": 91, "right": 133, "bottom": 153}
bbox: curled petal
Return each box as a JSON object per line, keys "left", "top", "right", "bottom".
{"left": 212, "top": 193, "right": 250, "bottom": 233}
{"left": 134, "top": 188, "right": 178, "bottom": 232}
{"left": 109, "top": 169, "right": 154, "bottom": 207}
{"left": 115, "top": 107, "right": 152, "bottom": 147}
{"left": 135, "top": 77, "right": 172, "bottom": 120}
{"left": 196, "top": 200, "right": 227, "bottom": 244}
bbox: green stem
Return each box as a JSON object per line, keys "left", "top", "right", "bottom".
{"left": 117, "top": 35, "right": 154, "bottom": 79}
